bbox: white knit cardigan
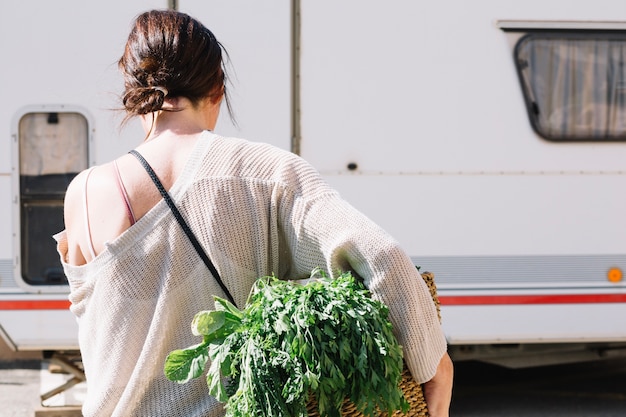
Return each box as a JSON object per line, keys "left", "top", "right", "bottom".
{"left": 56, "top": 131, "right": 446, "bottom": 417}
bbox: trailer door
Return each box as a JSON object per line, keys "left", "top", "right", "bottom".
{"left": 14, "top": 108, "right": 90, "bottom": 289}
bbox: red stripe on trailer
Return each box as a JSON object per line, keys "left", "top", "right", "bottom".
{"left": 2, "top": 294, "right": 625, "bottom": 309}
{"left": 0, "top": 300, "right": 71, "bottom": 310}
{"left": 440, "top": 293, "right": 626, "bottom": 306}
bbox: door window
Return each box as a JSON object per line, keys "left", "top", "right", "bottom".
{"left": 18, "top": 111, "right": 89, "bottom": 285}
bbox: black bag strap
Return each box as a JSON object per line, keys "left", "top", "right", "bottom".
{"left": 128, "top": 150, "right": 236, "bottom": 307}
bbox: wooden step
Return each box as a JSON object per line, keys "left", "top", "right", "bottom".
{"left": 34, "top": 406, "right": 82, "bottom": 417}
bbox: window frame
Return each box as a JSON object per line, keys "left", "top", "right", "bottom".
{"left": 11, "top": 105, "right": 93, "bottom": 293}
{"left": 512, "top": 29, "right": 626, "bottom": 142}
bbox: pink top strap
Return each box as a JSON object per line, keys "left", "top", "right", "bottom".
{"left": 82, "top": 167, "right": 97, "bottom": 260}
{"left": 82, "top": 163, "right": 137, "bottom": 260}
{"left": 113, "top": 160, "right": 137, "bottom": 226}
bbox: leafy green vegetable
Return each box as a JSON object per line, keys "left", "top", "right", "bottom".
{"left": 164, "top": 343, "right": 210, "bottom": 384}
{"left": 164, "top": 269, "right": 409, "bottom": 416}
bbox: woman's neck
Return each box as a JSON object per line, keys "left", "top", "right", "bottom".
{"left": 141, "top": 96, "right": 221, "bottom": 140}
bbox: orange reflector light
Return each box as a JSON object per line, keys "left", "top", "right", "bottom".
{"left": 607, "top": 267, "right": 623, "bottom": 283}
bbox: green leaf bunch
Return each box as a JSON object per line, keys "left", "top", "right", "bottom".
{"left": 164, "top": 269, "right": 409, "bottom": 416}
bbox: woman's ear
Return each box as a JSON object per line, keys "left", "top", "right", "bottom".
{"left": 210, "top": 87, "right": 225, "bottom": 105}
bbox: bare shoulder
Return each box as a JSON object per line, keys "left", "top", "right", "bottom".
{"left": 63, "top": 168, "right": 94, "bottom": 265}
{"left": 63, "top": 166, "right": 116, "bottom": 225}
{"left": 64, "top": 169, "right": 90, "bottom": 210}
{"left": 63, "top": 163, "right": 123, "bottom": 263}
{"left": 63, "top": 168, "right": 93, "bottom": 227}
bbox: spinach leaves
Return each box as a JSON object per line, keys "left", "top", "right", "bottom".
{"left": 164, "top": 270, "right": 409, "bottom": 416}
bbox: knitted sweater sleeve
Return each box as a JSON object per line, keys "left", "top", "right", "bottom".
{"left": 278, "top": 157, "right": 447, "bottom": 384}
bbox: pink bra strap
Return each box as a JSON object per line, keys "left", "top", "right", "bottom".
{"left": 82, "top": 167, "right": 97, "bottom": 260}
{"left": 113, "top": 160, "right": 137, "bottom": 226}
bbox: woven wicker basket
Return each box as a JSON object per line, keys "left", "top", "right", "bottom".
{"left": 306, "top": 271, "right": 441, "bottom": 417}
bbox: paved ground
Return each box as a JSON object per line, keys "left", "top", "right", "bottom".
{"left": 0, "top": 358, "right": 85, "bottom": 417}
{"left": 451, "top": 358, "right": 626, "bottom": 416}
{"left": 1, "top": 357, "right": 625, "bottom": 416}
{"left": 0, "top": 360, "right": 40, "bottom": 417}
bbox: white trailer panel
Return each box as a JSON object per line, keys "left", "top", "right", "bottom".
{"left": 1, "top": 1, "right": 625, "bottom": 368}
{"left": 299, "top": 0, "right": 626, "bottom": 353}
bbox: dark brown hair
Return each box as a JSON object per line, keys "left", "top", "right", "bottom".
{"left": 118, "top": 10, "right": 233, "bottom": 123}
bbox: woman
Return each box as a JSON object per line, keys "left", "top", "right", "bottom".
{"left": 56, "top": 9, "right": 452, "bottom": 417}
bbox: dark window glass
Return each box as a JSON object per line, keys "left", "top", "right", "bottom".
{"left": 18, "top": 112, "right": 88, "bottom": 285}
{"left": 515, "top": 33, "right": 626, "bottom": 141}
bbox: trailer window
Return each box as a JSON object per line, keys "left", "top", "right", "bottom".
{"left": 18, "top": 112, "right": 89, "bottom": 285}
{"left": 515, "top": 33, "right": 626, "bottom": 141}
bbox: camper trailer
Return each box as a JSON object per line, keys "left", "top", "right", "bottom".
{"left": 2, "top": 1, "right": 626, "bottom": 397}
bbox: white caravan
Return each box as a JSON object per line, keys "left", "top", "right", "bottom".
{"left": 2, "top": 0, "right": 626, "bottom": 379}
